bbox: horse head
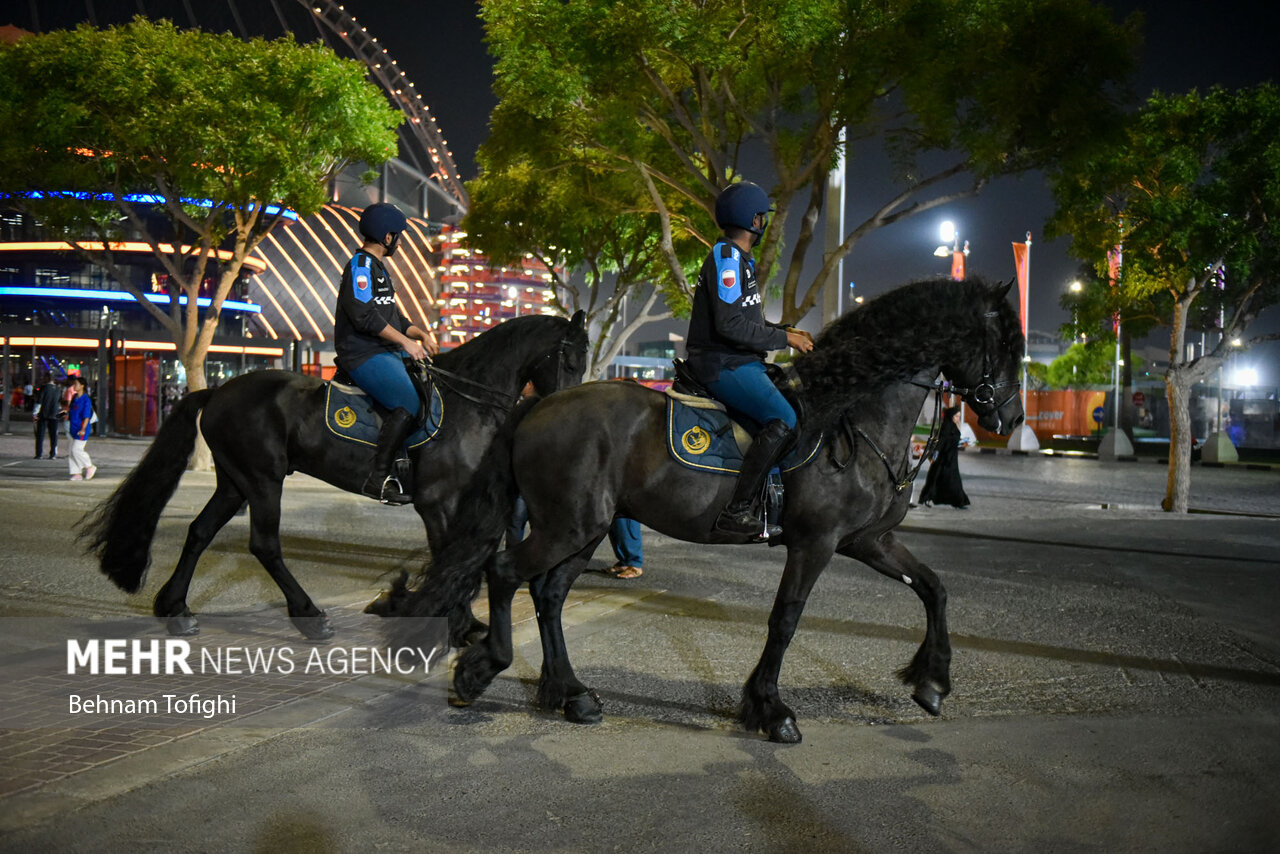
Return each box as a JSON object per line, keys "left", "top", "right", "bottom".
{"left": 944, "top": 280, "right": 1025, "bottom": 435}
{"left": 525, "top": 309, "right": 589, "bottom": 397}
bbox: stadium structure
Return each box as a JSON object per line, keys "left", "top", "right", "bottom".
{"left": 1, "top": 1, "right": 554, "bottom": 434}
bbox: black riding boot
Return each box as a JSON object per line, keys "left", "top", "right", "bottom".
{"left": 362, "top": 407, "right": 417, "bottom": 505}
{"left": 714, "top": 418, "right": 795, "bottom": 537}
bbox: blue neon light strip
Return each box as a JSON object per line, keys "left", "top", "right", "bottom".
{"left": 16, "top": 191, "right": 298, "bottom": 221}
{"left": 0, "top": 286, "right": 262, "bottom": 314}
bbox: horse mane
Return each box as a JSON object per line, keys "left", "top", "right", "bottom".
{"left": 432, "top": 314, "right": 578, "bottom": 380}
{"left": 794, "top": 277, "right": 1019, "bottom": 430}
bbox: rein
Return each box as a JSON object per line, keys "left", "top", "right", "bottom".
{"left": 832, "top": 374, "right": 949, "bottom": 492}
{"left": 415, "top": 328, "right": 577, "bottom": 412}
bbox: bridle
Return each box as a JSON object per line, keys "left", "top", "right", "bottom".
{"left": 412, "top": 327, "right": 580, "bottom": 412}
{"left": 834, "top": 310, "right": 1020, "bottom": 492}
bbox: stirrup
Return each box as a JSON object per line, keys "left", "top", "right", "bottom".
{"left": 364, "top": 475, "right": 412, "bottom": 506}
{"left": 714, "top": 506, "right": 781, "bottom": 540}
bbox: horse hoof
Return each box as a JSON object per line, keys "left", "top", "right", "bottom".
{"left": 768, "top": 716, "right": 803, "bottom": 744}
{"left": 912, "top": 681, "right": 947, "bottom": 716}
{"left": 164, "top": 611, "right": 199, "bottom": 637}
{"left": 447, "top": 683, "right": 473, "bottom": 708}
{"left": 563, "top": 689, "right": 603, "bottom": 724}
{"left": 363, "top": 591, "right": 394, "bottom": 616}
{"left": 291, "top": 612, "right": 334, "bottom": 641}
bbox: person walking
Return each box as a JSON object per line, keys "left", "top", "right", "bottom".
{"left": 32, "top": 376, "right": 62, "bottom": 459}
{"left": 66, "top": 375, "right": 96, "bottom": 481}
{"left": 685, "top": 181, "right": 813, "bottom": 536}
{"left": 333, "top": 202, "right": 439, "bottom": 504}
{"left": 918, "top": 406, "right": 970, "bottom": 509}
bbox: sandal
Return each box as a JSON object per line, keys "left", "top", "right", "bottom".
{"left": 605, "top": 564, "right": 643, "bottom": 580}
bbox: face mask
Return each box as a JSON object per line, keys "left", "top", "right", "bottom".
{"left": 384, "top": 232, "right": 401, "bottom": 257}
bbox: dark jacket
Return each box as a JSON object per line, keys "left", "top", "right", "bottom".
{"left": 333, "top": 251, "right": 411, "bottom": 374}
{"left": 35, "top": 383, "right": 62, "bottom": 421}
{"left": 686, "top": 240, "right": 788, "bottom": 383}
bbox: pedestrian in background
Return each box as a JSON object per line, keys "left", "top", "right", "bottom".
{"left": 605, "top": 517, "right": 644, "bottom": 579}
{"left": 66, "top": 376, "right": 97, "bottom": 481}
{"left": 32, "top": 376, "right": 61, "bottom": 460}
{"left": 60, "top": 377, "right": 76, "bottom": 436}
{"left": 919, "top": 406, "right": 969, "bottom": 509}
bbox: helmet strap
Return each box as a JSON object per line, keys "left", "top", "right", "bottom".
{"left": 383, "top": 232, "right": 400, "bottom": 257}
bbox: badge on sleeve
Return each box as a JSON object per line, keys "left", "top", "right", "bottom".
{"left": 351, "top": 255, "right": 373, "bottom": 304}
{"left": 716, "top": 255, "right": 742, "bottom": 303}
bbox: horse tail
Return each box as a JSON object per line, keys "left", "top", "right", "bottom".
{"left": 76, "top": 389, "right": 215, "bottom": 593}
{"left": 370, "top": 397, "right": 537, "bottom": 629}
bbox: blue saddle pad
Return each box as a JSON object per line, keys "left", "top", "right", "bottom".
{"left": 666, "top": 396, "right": 820, "bottom": 475}
{"left": 324, "top": 381, "right": 443, "bottom": 448}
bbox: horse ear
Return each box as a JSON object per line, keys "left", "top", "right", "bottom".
{"left": 570, "top": 309, "right": 585, "bottom": 329}
{"left": 995, "top": 279, "right": 1015, "bottom": 301}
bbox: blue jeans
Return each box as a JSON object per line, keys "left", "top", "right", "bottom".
{"left": 705, "top": 361, "right": 796, "bottom": 434}
{"left": 609, "top": 517, "right": 643, "bottom": 567}
{"left": 347, "top": 351, "right": 420, "bottom": 414}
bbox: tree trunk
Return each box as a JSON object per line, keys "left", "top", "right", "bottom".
{"left": 182, "top": 352, "right": 213, "bottom": 472}
{"left": 1162, "top": 297, "right": 1194, "bottom": 512}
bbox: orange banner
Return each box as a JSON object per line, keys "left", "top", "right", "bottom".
{"left": 1012, "top": 240, "right": 1030, "bottom": 337}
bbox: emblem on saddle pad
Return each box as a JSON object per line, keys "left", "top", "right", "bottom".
{"left": 681, "top": 426, "right": 711, "bottom": 454}
{"left": 324, "top": 382, "right": 444, "bottom": 449}
{"left": 334, "top": 406, "right": 358, "bottom": 429}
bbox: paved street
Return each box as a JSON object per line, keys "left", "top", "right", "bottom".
{"left": 0, "top": 431, "right": 1278, "bottom": 852}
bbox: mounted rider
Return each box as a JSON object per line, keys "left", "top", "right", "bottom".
{"left": 685, "top": 181, "right": 814, "bottom": 536}
{"left": 334, "top": 202, "right": 440, "bottom": 505}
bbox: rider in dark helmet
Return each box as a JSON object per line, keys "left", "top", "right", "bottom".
{"left": 334, "top": 202, "right": 439, "bottom": 504}
{"left": 686, "top": 181, "right": 814, "bottom": 537}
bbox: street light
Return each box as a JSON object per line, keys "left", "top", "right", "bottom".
{"left": 1068, "top": 280, "right": 1084, "bottom": 344}
{"left": 934, "top": 220, "right": 968, "bottom": 281}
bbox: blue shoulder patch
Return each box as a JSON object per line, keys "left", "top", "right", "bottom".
{"left": 350, "top": 253, "right": 373, "bottom": 304}
{"left": 715, "top": 246, "right": 742, "bottom": 304}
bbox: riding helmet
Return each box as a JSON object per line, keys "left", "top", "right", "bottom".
{"left": 715, "top": 181, "right": 772, "bottom": 236}
{"left": 358, "top": 202, "right": 408, "bottom": 243}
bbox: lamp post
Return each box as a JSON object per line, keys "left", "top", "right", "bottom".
{"left": 934, "top": 221, "right": 969, "bottom": 281}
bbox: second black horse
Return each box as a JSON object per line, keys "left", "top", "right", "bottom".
{"left": 79, "top": 312, "right": 588, "bottom": 640}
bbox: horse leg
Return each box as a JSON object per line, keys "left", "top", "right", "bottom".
{"left": 153, "top": 477, "right": 246, "bottom": 637}
{"left": 528, "top": 552, "right": 600, "bottom": 724}
{"left": 451, "top": 553, "right": 520, "bottom": 705}
{"left": 740, "top": 538, "right": 837, "bottom": 744}
{"left": 839, "top": 532, "right": 951, "bottom": 716}
{"left": 243, "top": 481, "right": 333, "bottom": 641}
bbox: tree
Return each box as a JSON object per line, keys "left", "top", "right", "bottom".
{"left": 474, "top": 0, "right": 1139, "bottom": 336}
{"left": 1045, "top": 340, "right": 1143, "bottom": 388}
{"left": 464, "top": 101, "right": 705, "bottom": 377}
{"left": 1048, "top": 85, "right": 1280, "bottom": 511}
{"left": 0, "top": 19, "right": 400, "bottom": 411}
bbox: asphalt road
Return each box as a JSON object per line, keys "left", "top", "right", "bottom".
{"left": 1, "top": 433, "right": 1278, "bottom": 852}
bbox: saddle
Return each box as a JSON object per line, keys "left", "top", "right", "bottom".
{"left": 664, "top": 359, "right": 819, "bottom": 476}
{"left": 323, "top": 368, "right": 445, "bottom": 451}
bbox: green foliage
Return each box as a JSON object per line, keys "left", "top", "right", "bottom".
{"left": 1045, "top": 340, "right": 1139, "bottom": 387}
{"left": 476, "top": 0, "right": 1139, "bottom": 326}
{"left": 1048, "top": 85, "right": 1280, "bottom": 348}
{"left": 0, "top": 17, "right": 401, "bottom": 380}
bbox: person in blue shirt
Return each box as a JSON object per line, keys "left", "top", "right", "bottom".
{"left": 334, "top": 203, "right": 439, "bottom": 504}
{"left": 66, "top": 375, "right": 96, "bottom": 481}
{"left": 686, "top": 181, "right": 814, "bottom": 536}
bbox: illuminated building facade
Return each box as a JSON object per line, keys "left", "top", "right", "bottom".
{"left": 436, "top": 227, "right": 558, "bottom": 348}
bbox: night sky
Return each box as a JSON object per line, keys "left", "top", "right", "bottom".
{"left": 4, "top": 0, "right": 1276, "bottom": 349}
{"left": 351, "top": 0, "right": 1277, "bottom": 345}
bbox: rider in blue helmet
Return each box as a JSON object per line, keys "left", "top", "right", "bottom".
{"left": 334, "top": 202, "right": 439, "bottom": 504}
{"left": 686, "top": 181, "right": 814, "bottom": 537}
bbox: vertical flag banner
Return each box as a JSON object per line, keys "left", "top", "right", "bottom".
{"left": 1012, "top": 237, "right": 1030, "bottom": 337}
{"left": 950, "top": 243, "right": 967, "bottom": 281}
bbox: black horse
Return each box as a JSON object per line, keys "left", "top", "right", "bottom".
{"left": 79, "top": 312, "right": 588, "bottom": 640}
{"left": 378, "top": 279, "right": 1024, "bottom": 743}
